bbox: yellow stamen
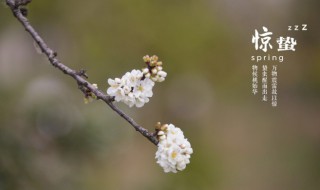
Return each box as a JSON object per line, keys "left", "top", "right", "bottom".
{"left": 171, "top": 151, "right": 177, "bottom": 159}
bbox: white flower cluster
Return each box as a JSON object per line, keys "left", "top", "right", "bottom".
{"left": 107, "top": 70, "right": 154, "bottom": 107}
{"left": 107, "top": 55, "right": 167, "bottom": 108}
{"left": 155, "top": 123, "right": 193, "bottom": 173}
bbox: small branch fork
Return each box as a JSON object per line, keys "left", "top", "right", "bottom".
{"left": 5, "top": 0, "right": 158, "bottom": 145}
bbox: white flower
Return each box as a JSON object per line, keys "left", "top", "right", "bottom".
{"left": 107, "top": 77, "right": 125, "bottom": 102}
{"left": 155, "top": 124, "right": 193, "bottom": 173}
{"left": 133, "top": 78, "right": 154, "bottom": 107}
{"left": 123, "top": 69, "right": 143, "bottom": 86}
{"left": 107, "top": 69, "right": 154, "bottom": 107}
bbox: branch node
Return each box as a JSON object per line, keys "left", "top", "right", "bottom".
{"left": 48, "top": 50, "right": 57, "bottom": 59}
{"left": 15, "top": 0, "right": 32, "bottom": 7}
{"left": 20, "top": 7, "right": 28, "bottom": 17}
{"left": 76, "top": 69, "right": 89, "bottom": 79}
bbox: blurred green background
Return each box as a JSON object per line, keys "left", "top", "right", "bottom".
{"left": 0, "top": 0, "right": 320, "bottom": 190}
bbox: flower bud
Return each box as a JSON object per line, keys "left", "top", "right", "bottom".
{"left": 145, "top": 73, "right": 151, "bottom": 78}
{"left": 151, "top": 55, "right": 158, "bottom": 62}
{"left": 158, "top": 71, "right": 167, "bottom": 78}
{"left": 158, "top": 77, "right": 165, "bottom": 82}
{"left": 143, "top": 55, "right": 150, "bottom": 62}
{"left": 158, "top": 131, "right": 165, "bottom": 136}
{"left": 161, "top": 124, "right": 168, "bottom": 131}
{"left": 152, "top": 68, "right": 158, "bottom": 74}
{"left": 142, "top": 68, "right": 149, "bottom": 74}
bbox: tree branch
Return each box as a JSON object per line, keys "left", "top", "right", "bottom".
{"left": 5, "top": 0, "right": 159, "bottom": 145}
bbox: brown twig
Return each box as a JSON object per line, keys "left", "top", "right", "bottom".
{"left": 5, "top": 0, "right": 158, "bottom": 145}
